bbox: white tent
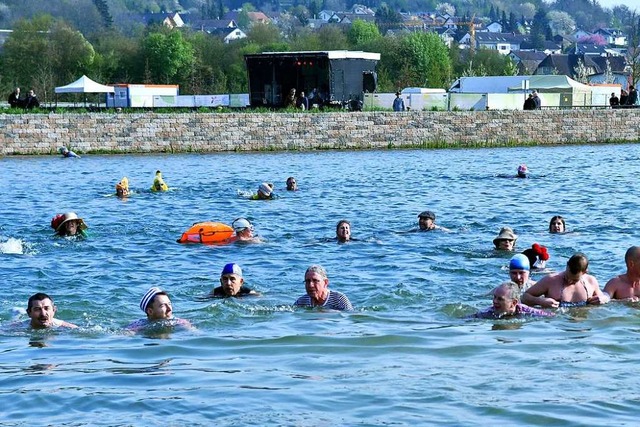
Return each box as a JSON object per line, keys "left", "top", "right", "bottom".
{"left": 55, "top": 75, "right": 114, "bottom": 93}
{"left": 56, "top": 76, "right": 115, "bottom": 93}
{"left": 54, "top": 75, "right": 115, "bottom": 109}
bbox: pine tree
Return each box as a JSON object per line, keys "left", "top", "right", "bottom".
{"left": 92, "top": 0, "right": 113, "bottom": 28}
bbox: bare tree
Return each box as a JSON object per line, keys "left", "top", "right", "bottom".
{"left": 603, "top": 59, "right": 615, "bottom": 84}
{"left": 573, "top": 58, "right": 590, "bottom": 83}
{"left": 626, "top": 11, "right": 640, "bottom": 87}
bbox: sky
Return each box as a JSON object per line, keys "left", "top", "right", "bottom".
{"left": 597, "top": 0, "right": 640, "bottom": 10}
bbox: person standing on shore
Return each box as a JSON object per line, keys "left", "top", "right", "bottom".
{"left": 620, "top": 89, "right": 628, "bottom": 106}
{"left": 626, "top": 85, "right": 637, "bottom": 106}
{"left": 24, "top": 89, "right": 40, "bottom": 109}
{"left": 8, "top": 87, "right": 21, "bottom": 108}
{"left": 393, "top": 92, "right": 405, "bottom": 111}
{"left": 531, "top": 91, "right": 541, "bottom": 109}
{"left": 523, "top": 94, "right": 534, "bottom": 110}
{"left": 609, "top": 92, "right": 620, "bottom": 107}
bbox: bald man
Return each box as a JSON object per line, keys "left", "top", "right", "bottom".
{"left": 603, "top": 246, "right": 640, "bottom": 301}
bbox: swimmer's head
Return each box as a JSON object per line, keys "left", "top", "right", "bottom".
{"left": 509, "top": 254, "right": 530, "bottom": 271}
{"left": 258, "top": 182, "right": 273, "bottom": 198}
{"left": 221, "top": 263, "right": 243, "bottom": 277}
{"left": 232, "top": 218, "right": 253, "bottom": 232}
{"left": 517, "top": 164, "right": 528, "bottom": 178}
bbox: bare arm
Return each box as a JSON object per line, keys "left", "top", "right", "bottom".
{"left": 603, "top": 278, "right": 620, "bottom": 300}
{"left": 587, "top": 276, "right": 610, "bottom": 305}
{"left": 522, "top": 278, "right": 559, "bottom": 308}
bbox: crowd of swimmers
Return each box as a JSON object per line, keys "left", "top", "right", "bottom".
{"left": 18, "top": 162, "right": 640, "bottom": 332}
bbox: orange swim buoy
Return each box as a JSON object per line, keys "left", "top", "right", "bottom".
{"left": 177, "top": 222, "right": 234, "bottom": 244}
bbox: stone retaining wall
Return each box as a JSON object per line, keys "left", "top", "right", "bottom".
{"left": 1, "top": 109, "right": 639, "bottom": 155}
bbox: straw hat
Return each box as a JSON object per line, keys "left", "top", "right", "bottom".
{"left": 493, "top": 227, "right": 517, "bottom": 246}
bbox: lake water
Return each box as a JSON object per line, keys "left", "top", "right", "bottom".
{"left": 1, "top": 145, "right": 640, "bottom": 426}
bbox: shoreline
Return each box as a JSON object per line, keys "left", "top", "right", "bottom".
{"left": 1, "top": 109, "right": 639, "bottom": 155}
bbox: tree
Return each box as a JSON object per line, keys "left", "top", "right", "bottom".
{"left": 530, "top": 7, "right": 551, "bottom": 49}
{"left": 90, "top": 30, "right": 143, "bottom": 84}
{"left": 577, "top": 34, "right": 607, "bottom": 46}
{"left": 603, "top": 59, "right": 615, "bottom": 84}
{"left": 309, "top": 0, "right": 321, "bottom": 19}
{"left": 47, "top": 21, "right": 96, "bottom": 82}
{"left": 348, "top": 19, "right": 380, "bottom": 47}
{"left": 375, "top": 4, "right": 403, "bottom": 32}
{"left": 399, "top": 32, "right": 452, "bottom": 88}
{"left": 509, "top": 12, "right": 518, "bottom": 34}
{"left": 316, "top": 25, "right": 349, "bottom": 50}
{"left": 142, "top": 29, "right": 195, "bottom": 84}
{"left": 436, "top": 2, "right": 455, "bottom": 17}
{"left": 547, "top": 10, "right": 575, "bottom": 36}
{"left": 248, "top": 23, "right": 282, "bottom": 47}
{"left": 573, "top": 58, "right": 590, "bottom": 84}
{"left": 3, "top": 15, "right": 52, "bottom": 88}
{"left": 515, "top": 2, "right": 536, "bottom": 20}
{"left": 626, "top": 12, "right": 640, "bottom": 87}
{"left": 3, "top": 15, "right": 95, "bottom": 95}
{"left": 92, "top": 0, "right": 113, "bottom": 28}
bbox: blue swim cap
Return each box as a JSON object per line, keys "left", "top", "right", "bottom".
{"left": 221, "top": 263, "right": 242, "bottom": 277}
{"left": 509, "top": 254, "right": 530, "bottom": 271}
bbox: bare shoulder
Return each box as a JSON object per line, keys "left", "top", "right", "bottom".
{"left": 56, "top": 319, "right": 79, "bottom": 329}
{"left": 527, "top": 272, "right": 556, "bottom": 293}
{"left": 603, "top": 275, "right": 625, "bottom": 292}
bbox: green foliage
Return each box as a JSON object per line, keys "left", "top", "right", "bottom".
{"left": 142, "top": 29, "right": 195, "bottom": 84}
{"left": 247, "top": 23, "right": 282, "bottom": 46}
{"left": 399, "top": 32, "right": 452, "bottom": 88}
{"left": 3, "top": 15, "right": 95, "bottom": 99}
{"left": 92, "top": 0, "right": 113, "bottom": 28}
{"left": 316, "top": 25, "right": 349, "bottom": 50}
{"left": 348, "top": 20, "right": 380, "bottom": 47}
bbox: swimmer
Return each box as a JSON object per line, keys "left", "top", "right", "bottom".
{"left": 253, "top": 182, "right": 275, "bottom": 200}
{"left": 151, "top": 170, "right": 169, "bottom": 192}
{"left": 230, "top": 217, "right": 260, "bottom": 242}
{"left": 549, "top": 215, "right": 566, "bottom": 233}
{"left": 50, "top": 212, "right": 88, "bottom": 237}
{"left": 522, "top": 253, "right": 609, "bottom": 308}
{"left": 471, "top": 281, "right": 553, "bottom": 319}
{"left": 208, "top": 263, "right": 259, "bottom": 298}
{"left": 507, "top": 254, "right": 536, "bottom": 292}
{"left": 418, "top": 211, "right": 437, "bottom": 231}
{"left": 336, "top": 219, "right": 352, "bottom": 243}
{"left": 603, "top": 246, "right": 640, "bottom": 301}
{"left": 522, "top": 243, "right": 549, "bottom": 270}
{"left": 24, "top": 293, "right": 78, "bottom": 329}
{"left": 126, "top": 287, "right": 192, "bottom": 331}
{"left": 115, "top": 177, "right": 130, "bottom": 198}
{"left": 294, "top": 265, "right": 353, "bottom": 310}
{"left": 59, "top": 147, "right": 80, "bottom": 158}
{"left": 286, "top": 177, "right": 298, "bottom": 191}
{"left": 493, "top": 227, "right": 517, "bottom": 251}
{"left": 517, "top": 164, "right": 528, "bottom": 178}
